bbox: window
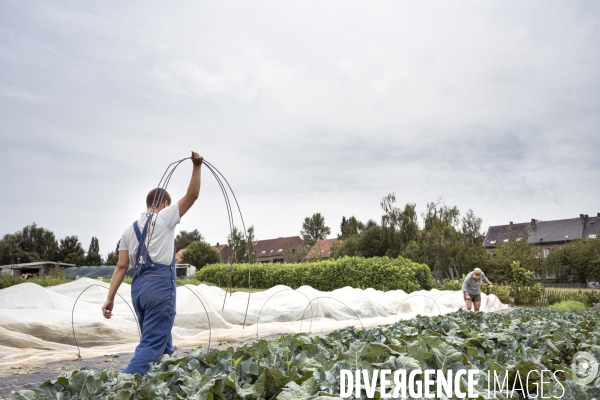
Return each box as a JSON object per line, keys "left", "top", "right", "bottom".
{"left": 546, "top": 268, "right": 556, "bottom": 279}
{"left": 278, "top": 249, "right": 283, "bottom": 252}
{"left": 543, "top": 248, "right": 550, "bottom": 258}
{"left": 503, "top": 239, "right": 509, "bottom": 243}
{"left": 261, "top": 250, "right": 266, "bottom": 254}
{"left": 590, "top": 234, "right": 597, "bottom": 239}
{"left": 516, "top": 238, "right": 522, "bottom": 242}
{"left": 490, "top": 240, "right": 496, "bottom": 244}
{"left": 533, "top": 271, "right": 541, "bottom": 280}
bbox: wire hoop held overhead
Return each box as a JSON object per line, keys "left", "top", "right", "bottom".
{"left": 140, "top": 157, "right": 254, "bottom": 327}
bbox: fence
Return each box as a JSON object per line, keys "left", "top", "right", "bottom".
{"left": 541, "top": 282, "right": 598, "bottom": 289}
{"left": 484, "top": 286, "right": 600, "bottom": 307}
{"left": 513, "top": 288, "right": 600, "bottom": 307}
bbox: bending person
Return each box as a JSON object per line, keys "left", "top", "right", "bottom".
{"left": 462, "top": 267, "right": 493, "bottom": 312}
{"left": 102, "top": 151, "right": 203, "bottom": 375}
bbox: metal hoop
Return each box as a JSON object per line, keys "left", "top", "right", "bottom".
{"left": 71, "top": 284, "right": 140, "bottom": 359}
{"left": 394, "top": 294, "right": 441, "bottom": 323}
{"left": 255, "top": 288, "right": 313, "bottom": 339}
{"left": 180, "top": 285, "right": 212, "bottom": 352}
{"left": 299, "top": 296, "right": 364, "bottom": 333}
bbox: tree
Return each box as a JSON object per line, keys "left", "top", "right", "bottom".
{"left": 58, "top": 235, "right": 85, "bottom": 266}
{"left": 461, "top": 209, "right": 484, "bottom": 246}
{"left": 86, "top": 236, "right": 103, "bottom": 265}
{"left": 88, "top": 237, "right": 100, "bottom": 254}
{"left": 64, "top": 251, "right": 86, "bottom": 266}
{"left": 339, "top": 216, "right": 364, "bottom": 240}
{"left": 301, "top": 213, "right": 331, "bottom": 246}
{"left": 417, "top": 200, "right": 462, "bottom": 275}
{"left": 227, "top": 225, "right": 256, "bottom": 263}
{"left": 545, "top": 237, "right": 600, "bottom": 283}
{"left": 0, "top": 233, "right": 39, "bottom": 264}
{"left": 364, "top": 219, "right": 378, "bottom": 230}
{"left": 380, "top": 194, "right": 419, "bottom": 257}
{"left": 332, "top": 225, "right": 387, "bottom": 258}
{"left": 487, "top": 236, "right": 538, "bottom": 284}
{"left": 340, "top": 216, "right": 347, "bottom": 235}
{"left": 181, "top": 241, "right": 221, "bottom": 269}
{"left": 331, "top": 235, "right": 360, "bottom": 259}
{"left": 106, "top": 240, "right": 120, "bottom": 265}
{"left": 0, "top": 223, "right": 58, "bottom": 264}
{"left": 86, "top": 251, "right": 104, "bottom": 266}
{"left": 175, "top": 229, "right": 205, "bottom": 251}
{"left": 354, "top": 225, "right": 388, "bottom": 258}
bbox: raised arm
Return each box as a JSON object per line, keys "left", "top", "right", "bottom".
{"left": 178, "top": 151, "right": 203, "bottom": 218}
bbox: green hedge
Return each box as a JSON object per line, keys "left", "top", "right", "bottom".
{"left": 196, "top": 256, "right": 432, "bottom": 293}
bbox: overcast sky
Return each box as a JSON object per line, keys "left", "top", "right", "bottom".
{"left": 1, "top": 1, "right": 599, "bottom": 258}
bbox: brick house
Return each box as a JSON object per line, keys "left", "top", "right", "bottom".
{"left": 175, "top": 248, "right": 186, "bottom": 263}
{"left": 214, "top": 243, "right": 230, "bottom": 263}
{"left": 306, "top": 238, "right": 338, "bottom": 260}
{"left": 483, "top": 213, "right": 600, "bottom": 280}
{"left": 253, "top": 236, "right": 309, "bottom": 263}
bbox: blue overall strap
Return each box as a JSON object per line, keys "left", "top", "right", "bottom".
{"left": 172, "top": 239, "right": 176, "bottom": 264}
{"left": 133, "top": 217, "right": 152, "bottom": 269}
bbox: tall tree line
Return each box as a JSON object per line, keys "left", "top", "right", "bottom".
{"left": 333, "top": 193, "right": 498, "bottom": 281}
{"left": 0, "top": 223, "right": 104, "bottom": 266}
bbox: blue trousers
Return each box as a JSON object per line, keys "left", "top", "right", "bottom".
{"left": 124, "top": 263, "right": 176, "bottom": 375}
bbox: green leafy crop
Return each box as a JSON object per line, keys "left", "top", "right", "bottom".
{"left": 548, "top": 301, "right": 587, "bottom": 312}
{"left": 14, "top": 308, "right": 600, "bottom": 399}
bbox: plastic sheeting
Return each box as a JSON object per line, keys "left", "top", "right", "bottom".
{"left": 0, "top": 278, "right": 507, "bottom": 372}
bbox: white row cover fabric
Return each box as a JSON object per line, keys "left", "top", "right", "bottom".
{"left": 0, "top": 278, "right": 507, "bottom": 372}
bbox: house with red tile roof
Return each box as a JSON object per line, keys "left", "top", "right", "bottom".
{"left": 253, "top": 235, "right": 308, "bottom": 263}
{"left": 214, "top": 243, "right": 230, "bottom": 263}
{"left": 306, "top": 238, "right": 338, "bottom": 260}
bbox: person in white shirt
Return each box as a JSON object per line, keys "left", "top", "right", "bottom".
{"left": 102, "top": 151, "right": 203, "bottom": 375}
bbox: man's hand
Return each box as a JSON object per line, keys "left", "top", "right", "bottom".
{"left": 191, "top": 151, "right": 203, "bottom": 167}
{"left": 488, "top": 284, "right": 493, "bottom": 289}
{"left": 102, "top": 300, "right": 114, "bottom": 319}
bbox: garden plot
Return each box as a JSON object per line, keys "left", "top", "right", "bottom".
{"left": 0, "top": 278, "right": 507, "bottom": 372}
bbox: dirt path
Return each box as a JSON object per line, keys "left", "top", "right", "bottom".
{"left": 0, "top": 350, "right": 135, "bottom": 399}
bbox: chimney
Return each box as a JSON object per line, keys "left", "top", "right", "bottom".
{"left": 585, "top": 214, "right": 589, "bottom": 219}
{"left": 216, "top": 242, "right": 219, "bottom": 247}
{"left": 531, "top": 219, "right": 536, "bottom": 227}
{"left": 509, "top": 221, "right": 513, "bottom": 227}
{"left": 580, "top": 214, "right": 585, "bottom": 222}
{"left": 303, "top": 235, "right": 309, "bottom": 246}
{"left": 597, "top": 213, "right": 600, "bottom": 217}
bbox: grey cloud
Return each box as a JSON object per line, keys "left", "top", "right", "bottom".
{"left": 1, "top": 0, "right": 599, "bottom": 254}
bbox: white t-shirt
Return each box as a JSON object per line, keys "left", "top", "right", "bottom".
{"left": 119, "top": 204, "right": 181, "bottom": 267}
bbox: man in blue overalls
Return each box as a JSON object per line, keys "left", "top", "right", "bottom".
{"left": 102, "top": 151, "right": 203, "bottom": 375}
